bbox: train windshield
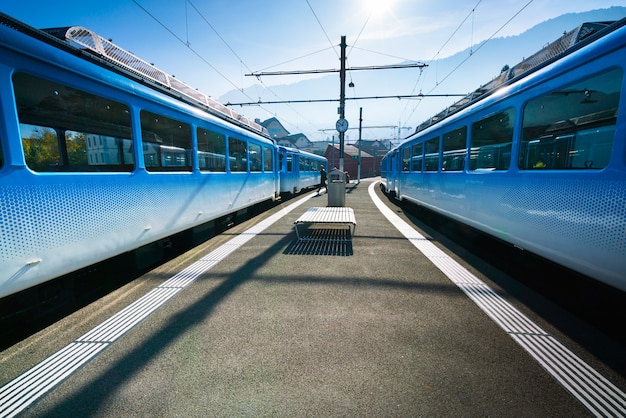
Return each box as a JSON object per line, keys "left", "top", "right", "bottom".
{"left": 520, "top": 68, "right": 622, "bottom": 170}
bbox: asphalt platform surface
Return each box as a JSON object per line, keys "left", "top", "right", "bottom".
{"left": 2, "top": 178, "right": 624, "bottom": 417}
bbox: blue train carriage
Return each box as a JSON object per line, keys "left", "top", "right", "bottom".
{"left": 380, "top": 145, "right": 400, "bottom": 196}
{"left": 0, "top": 14, "right": 280, "bottom": 299}
{"left": 384, "top": 19, "right": 626, "bottom": 292}
{"left": 278, "top": 146, "right": 328, "bottom": 194}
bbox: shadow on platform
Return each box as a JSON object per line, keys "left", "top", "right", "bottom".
{"left": 284, "top": 228, "right": 353, "bottom": 256}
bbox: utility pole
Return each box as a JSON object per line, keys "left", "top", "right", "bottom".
{"left": 358, "top": 107, "right": 362, "bottom": 184}
{"left": 331, "top": 135, "right": 335, "bottom": 168}
{"left": 337, "top": 35, "right": 347, "bottom": 172}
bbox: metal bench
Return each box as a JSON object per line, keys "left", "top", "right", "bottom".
{"left": 294, "top": 207, "right": 356, "bottom": 242}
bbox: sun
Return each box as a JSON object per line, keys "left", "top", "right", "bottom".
{"left": 363, "top": 0, "right": 395, "bottom": 18}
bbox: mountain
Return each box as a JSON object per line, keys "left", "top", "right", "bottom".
{"left": 219, "top": 7, "right": 626, "bottom": 141}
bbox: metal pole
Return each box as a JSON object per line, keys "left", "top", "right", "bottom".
{"left": 358, "top": 107, "right": 362, "bottom": 184}
{"left": 339, "top": 35, "right": 346, "bottom": 172}
{"left": 331, "top": 135, "right": 335, "bottom": 168}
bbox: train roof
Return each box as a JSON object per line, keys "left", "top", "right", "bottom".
{"left": 412, "top": 19, "right": 624, "bottom": 136}
{"left": 0, "top": 12, "right": 269, "bottom": 138}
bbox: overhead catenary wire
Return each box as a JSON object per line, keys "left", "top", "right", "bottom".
{"left": 132, "top": 0, "right": 323, "bottom": 138}
{"left": 135, "top": 0, "right": 537, "bottom": 142}
{"left": 226, "top": 93, "right": 464, "bottom": 106}
{"left": 185, "top": 0, "right": 322, "bottom": 135}
{"left": 305, "top": 0, "right": 340, "bottom": 59}
{"left": 402, "top": 0, "right": 535, "bottom": 126}
{"left": 400, "top": 0, "right": 483, "bottom": 125}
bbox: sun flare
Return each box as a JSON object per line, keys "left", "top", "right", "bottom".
{"left": 363, "top": 0, "right": 395, "bottom": 18}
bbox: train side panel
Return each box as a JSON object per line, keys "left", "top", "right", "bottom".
{"left": 0, "top": 19, "right": 279, "bottom": 298}
{"left": 278, "top": 146, "right": 326, "bottom": 194}
{"left": 393, "top": 20, "right": 626, "bottom": 291}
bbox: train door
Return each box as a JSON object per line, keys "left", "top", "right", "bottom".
{"left": 389, "top": 149, "right": 399, "bottom": 196}
{"left": 272, "top": 146, "right": 280, "bottom": 198}
{"left": 279, "top": 147, "right": 296, "bottom": 193}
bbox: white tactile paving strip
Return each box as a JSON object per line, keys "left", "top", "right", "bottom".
{"left": 368, "top": 181, "right": 626, "bottom": 417}
{"left": 0, "top": 194, "right": 315, "bottom": 418}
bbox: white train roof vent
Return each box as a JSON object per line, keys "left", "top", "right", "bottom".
{"left": 42, "top": 25, "right": 267, "bottom": 136}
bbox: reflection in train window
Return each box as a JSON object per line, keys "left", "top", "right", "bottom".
{"left": 442, "top": 126, "right": 467, "bottom": 171}
{"left": 141, "top": 111, "right": 191, "bottom": 172}
{"left": 520, "top": 68, "right": 621, "bottom": 170}
{"left": 249, "top": 143, "right": 261, "bottom": 172}
{"left": 471, "top": 108, "right": 514, "bottom": 171}
{"left": 13, "top": 72, "right": 133, "bottom": 172}
{"left": 197, "top": 127, "right": 226, "bottom": 172}
{"left": 401, "top": 147, "right": 410, "bottom": 172}
{"left": 20, "top": 124, "right": 61, "bottom": 171}
{"left": 228, "top": 137, "right": 247, "bottom": 172}
{"left": 424, "top": 137, "right": 440, "bottom": 172}
{"left": 263, "top": 146, "right": 273, "bottom": 172}
{"left": 411, "top": 143, "right": 423, "bottom": 172}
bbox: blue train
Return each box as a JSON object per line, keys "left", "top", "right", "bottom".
{"left": 382, "top": 19, "right": 626, "bottom": 292}
{"left": 0, "top": 13, "right": 327, "bottom": 300}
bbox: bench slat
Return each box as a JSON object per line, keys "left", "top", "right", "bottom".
{"left": 294, "top": 207, "right": 356, "bottom": 225}
{"left": 293, "top": 207, "right": 356, "bottom": 242}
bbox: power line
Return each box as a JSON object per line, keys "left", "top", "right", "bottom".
{"left": 402, "top": 0, "right": 534, "bottom": 126}
{"left": 246, "top": 62, "right": 426, "bottom": 77}
{"left": 132, "top": 0, "right": 326, "bottom": 138}
{"left": 226, "top": 93, "right": 465, "bottom": 106}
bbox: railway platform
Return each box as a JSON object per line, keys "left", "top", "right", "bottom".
{"left": 1, "top": 178, "right": 625, "bottom": 417}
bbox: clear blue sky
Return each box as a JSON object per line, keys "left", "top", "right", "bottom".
{"left": 1, "top": 1, "right": 623, "bottom": 142}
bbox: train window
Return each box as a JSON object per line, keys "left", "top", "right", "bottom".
{"left": 249, "top": 143, "right": 261, "bottom": 172}
{"left": 411, "top": 143, "right": 423, "bottom": 172}
{"left": 263, "top": 146, "right": 273, "bottom": 172}
{"left": 141, "top": 111, "right": 191, "bottom": 172}
{"left": 442, "top": 127, "right": 467, "bottom": 171}
{"left": 424, "top": 137, "right": 440, "bottom": 171}
{"left": 13, "top": 72, "right": 133, "bottom": 172}
{"left": 228, "top": 137, "right": 247, "bottom": 172}
{"left": 401, "top": 147, "right": 410, "bottom": 172}
{"left": 197, "top": 127, "right": 226, "bottom": 172}
{"left": 20, "top": 124, "right": 61, "bottom": 170}
{"left": 520, "top": 68, "right": 621, "bottom": 170}
{"left": 471, "top": 108, "right": 514, "bottom": 170}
